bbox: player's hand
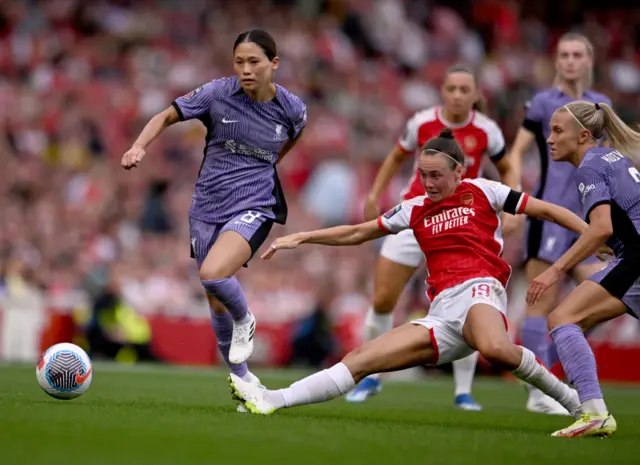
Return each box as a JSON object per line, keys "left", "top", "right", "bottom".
{"left": 261, "top": 234, "right": 304, "bottom": 260}
{"left": 501, "top": 213, "right": 523, "bottom": 237}
{"left": 596, "top": 245, "right": 614, "bottom": 261}
{"left": 526, "top": 266, "right": 564, "bottom": 306}
{"left": 122, "top": 145, "right": 146, "bottom": 170}
{"left": 363, "top": 195, "right": 380, "bottom": 222}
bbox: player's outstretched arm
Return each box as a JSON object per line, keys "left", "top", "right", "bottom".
{"left": 122, "top": 106, "right": 180, "bottom": 170}
{"left": 262, "top": 220, "right": 387, "bottom": 260}
{"left": 545, "top": 204, "right": 613, "bottom": 275}
{"left": 522, "top": 197, "right": 587, "bottom": 235}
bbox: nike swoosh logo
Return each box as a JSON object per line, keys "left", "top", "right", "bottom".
{"left": 559, "top": 419, "right": 602, "bottom": 437}
{"left": 75, "top": 366, "right": 92, "bottom": 385}
{"left": 222, "top": 118, "right": 238, "bottom": 124}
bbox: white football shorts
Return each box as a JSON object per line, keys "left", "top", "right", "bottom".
{"left": 379, "top": 229, "right": 424, "bottom": 268}
{"left": 411, "top": 277, "right": 508, "bottom": 365}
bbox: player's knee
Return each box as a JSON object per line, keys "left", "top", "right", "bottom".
{"left": 548, "top": 307, "right": 590, "bottom": 332}
{"left": 477, "top": 341, "right": 518, "bottom": 369}
{"left": 199, "top": 262, "right": 230, "bottom": 282}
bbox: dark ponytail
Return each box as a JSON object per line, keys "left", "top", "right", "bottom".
{"left": 420, "top": 128, "right": 465, "bottom": 169}
{"left": 472, "top": 94, "right": 488, "bottom": 114}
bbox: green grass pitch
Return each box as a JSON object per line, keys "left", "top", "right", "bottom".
{"left": 1, "top": 363, "right": 638, "bottom": 465}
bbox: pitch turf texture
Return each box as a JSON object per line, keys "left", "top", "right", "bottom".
{"left": 1, "top": 364, "right": 637, "bottom": 465}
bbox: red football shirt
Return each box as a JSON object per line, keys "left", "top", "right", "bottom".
{"left": 396, "top": 106, "right": 506, "bottom": 200}
{"left": 378, "top": 179, "right": 528, "bottom": 298}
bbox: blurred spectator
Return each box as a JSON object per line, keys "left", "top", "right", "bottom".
{"left": 289, "top": 280, "right": 338, "bottom": 368}
{"left": 0, "top": 0, "right": 639, "bottom": 363}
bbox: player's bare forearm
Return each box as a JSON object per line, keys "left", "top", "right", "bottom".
{"left": 507, "top": 128, "right": 535, "bottom": 189}
{"left": 368, "top": 146, "right": 407, "bottom": 199}
{"left": 299, "top": 221, "right": 387, "bottom": 246}
{"left": 552, "top": 204, "right": 613, "bottom": 273}
{"left": 133, "top": 106, "right": 179, "bottom": 149}
{"left": 523, "top": 198, "right": 587, "bottom": 235}
{"left": 552, "top": 228, "right": 610, "bottom": 273}
{"left": 494, "top": 155, "right": 520, "bottom": 190}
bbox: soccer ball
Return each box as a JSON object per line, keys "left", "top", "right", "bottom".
{"left": 36, "top": 343, "right": 93, "bottom": 400}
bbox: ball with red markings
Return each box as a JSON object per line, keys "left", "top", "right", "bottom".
{"left": 36, "top": 343, "right": 93, "bottom": 400}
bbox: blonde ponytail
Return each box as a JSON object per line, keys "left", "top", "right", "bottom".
{"left": 560, "top": 101, "right": 640, "bottom": 167}
{"left": 599, "top": 103, "right": 640, "bottom": 167}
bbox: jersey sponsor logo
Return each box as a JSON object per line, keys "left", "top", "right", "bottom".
{"left": 383, "top": 204, "right": 402, "bottom": 219}
{"left": 461, "top": 193, "right": 474, "bottom": 206}
{"left": 424, "top": 206, "right": 476, "bottom": 234}
{"left": 222, "top": 117, "right": 238, "bottom": 124}
{"left": 578, "top": 183, "right": 596, "bottom": 204}
{"left": 224, "top": 140, "right": 275, "bottom": 162}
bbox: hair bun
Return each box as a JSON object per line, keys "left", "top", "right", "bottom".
{"left": 439, "top": 128, "right": 454, "bottom": 139}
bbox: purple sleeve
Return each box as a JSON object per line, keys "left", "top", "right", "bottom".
{"left": 600, "top": 94, "right": 612, "bottom": 107}
{"left": 576, "top": 165, "right": 611, "bottom": 219}
{"left": 288, "top": 98, "right": 307, "bottom": 140}
{"left": 522, "top": 93, "right": 546, "bottom": 132}
{"left": 172, "top": 82, "right": 215, "bottom": 121}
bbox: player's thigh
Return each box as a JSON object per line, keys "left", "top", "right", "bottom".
{"left": 342, "top": 323, "right": 436, "bottom": 382}
{"left": 524, "top": 258, "right": 560, "bottom": 317}
{"left": 200, "top": 210, "right": 273, "bottom": 280}
{"left": 463, "top": 303, "right": 520, "bottom": 369}
{"left": 548, "top": 281, "right": 628, "bottom": 332}
{"left": 411, "top": 279, "right": 508, "bottom": 367}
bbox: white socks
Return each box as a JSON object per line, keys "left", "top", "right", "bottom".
{"left": 582, "top": 399, "right": 608, "bottom": 415}
{"left": 361, "top": 308, "right": 394, "bottom": 381}
{"left": 271, "top": 363, "right": 355, "bottom": 409}
{"left": 512, "top": 346, "right": 579, "bottom": 415}
{"left": 453, "top": 352, "right": 478, "bottom": 396}
{"left": 363, "top": 307, "right": 394, "bottom": 342}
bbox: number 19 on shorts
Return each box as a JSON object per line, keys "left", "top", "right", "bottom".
{"left": 471, "top": 284, "right": 491, "bottom": 298}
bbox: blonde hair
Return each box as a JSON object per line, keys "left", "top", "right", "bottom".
{"left": 559, "top": 101, "right": 640, "bottom": 166}
{"left": 553, "top": 33, "right": 594, "bottom": 89}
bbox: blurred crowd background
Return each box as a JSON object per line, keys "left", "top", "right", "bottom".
{"left": 1, "top": 0, "right": 640, "bottom": 366}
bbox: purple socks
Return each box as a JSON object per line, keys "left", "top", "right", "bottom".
{"left": 550, "top": 324, "right": 603, "bottom": 403}
{"left": 201, "top": 277, "right": 249, "bottom": 322}
{"left": 211, "top": 312, "right": 248, "bottom": 377}
{"left": 520, "top": 316, "right": 551, "bottom": 367}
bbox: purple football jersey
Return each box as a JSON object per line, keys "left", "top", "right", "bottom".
{"left": 576, "top": 147, "right": 640, "bottom": 256}
{"left": 172, "top": 77, "right": 307, "bottom": 224}
{"left": 523, "top": 88, "right": 611, "bottom": 212}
